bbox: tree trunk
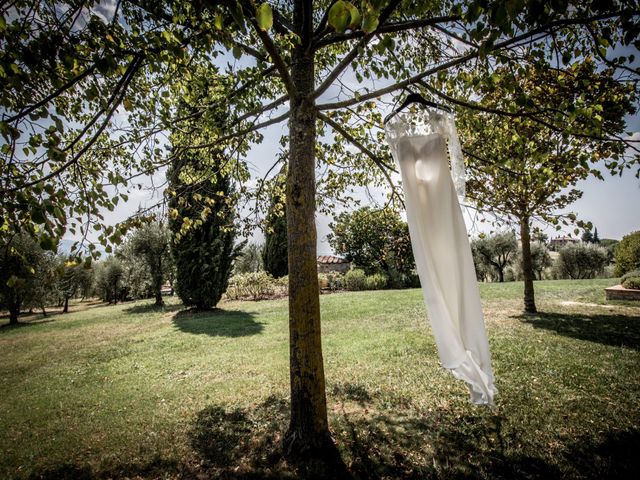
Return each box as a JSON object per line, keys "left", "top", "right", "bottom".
{"left": 498, "top": 268, "right": 504, "bottom": 283}
{"left": 63, "top": 296, "right": 69, "bottom": 313}
{"left": 520, "top": 215, "right": 537, "bottom": 313}
{"left": 8, "top": 297, "right": 20, "bottom": 325}
{"left": 154, "top": 258, "right": 164, "bottom": 306}
{"left": 283, "top": 0, "right": 332, "bottom": 457}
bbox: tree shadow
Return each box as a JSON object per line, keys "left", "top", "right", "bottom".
{"left": 172, "top": 308, "right": 264, "bottom": 337}
{"left": 514, "top": 311, "right": 640, "bottom": 350}
{"left": 0, "top": 318, "right": 56, "bottom": 330}
{"left": 123, "top": 302, "right": 183, "bottom": 315}
{"left": 25, "top": 383, "right": 640, "bottom": 480}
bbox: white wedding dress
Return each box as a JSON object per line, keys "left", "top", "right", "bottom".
{"left": 385, "top": 109, "right": 496, "bottom": 405}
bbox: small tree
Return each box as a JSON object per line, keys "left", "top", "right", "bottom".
{"left": 263, "top": 177, "right": 288, "bottom": 278}
{"left": 130, "top": 222, "right": 171, "bottom": 306}
{"left": 328, "top": 207, "right": 414, "bottom": 281}
{"left": 554, "top": 243, "right": 609, "bottom": 279}
{"left": 57, "top": 258, "right": 94, "bottom": 313}
{"left": 235, "top": 243, "right": 263, "bottom": 274}
{"left": 472, "top": 233, "right": 518, "bottom": 283}
{"left": 94, "top": 257, "right": 124, "bottom": 304}
{"left": 581, "top": 230, "right": 594, "bottom": 244}
{"left": 614, "top": 231, "right": 640, "bottom": 277}
{"left": 0, "top": 233, "right": 48, "bottom": 324}
{"left": 600, "top": 238, "right": 620, "bottom": 264}
{"left": 516, "top": 242, "right": 553, "bottom": 281}
{"left": 168, "top": 150, "right": 241, "bottom": 310}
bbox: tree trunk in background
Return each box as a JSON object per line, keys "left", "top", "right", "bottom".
{"left": 63, "top": 296, "right": 69, "bottom": 313}
{"left": 520, "top": 215, "right": 537, "bottom": 313}
{"left": 283, "top": 0, "right": 332, "bottom": 457}
{"left": 8, "top": 297, "right": 20, "bottom": 324}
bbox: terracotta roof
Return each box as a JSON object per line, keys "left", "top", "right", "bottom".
{"left": 317, "top": 255, "right": 349, "bottom": 264}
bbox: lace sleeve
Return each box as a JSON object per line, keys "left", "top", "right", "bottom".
{"left": 443, "top": 113, "right": 466, "bottom": 201}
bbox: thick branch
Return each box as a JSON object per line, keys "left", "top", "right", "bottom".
{"left": 314, "top": 15, "right": 462, "bottom": 50}
{"left": 246, "top": 13, "right": 294, "bottom": 94}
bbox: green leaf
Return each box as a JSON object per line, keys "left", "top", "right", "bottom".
{"left": 255, "top": 3, "right": 273, "bottom": 31}
{"left": 232, "top": 45, "right": 242, "bottom": 59}
{"left": 214, "top": 14, "right": 224, "bottom": 30}
{"left": 328, "top": 1, "right": 350, "bottom": 34}
{"left": 346, "top": 2, "right": 361, "bottom": 30}
{"left": 362, "top": 10, "right": 379, "bottom": 34}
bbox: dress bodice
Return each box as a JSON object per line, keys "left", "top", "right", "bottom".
{"left": 384, "top": 109, "right": 466, "bottom": 200}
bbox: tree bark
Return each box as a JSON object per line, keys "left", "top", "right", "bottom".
{"left": 8, "top": 297, "right": 20, "bottom": 325}
{"left": 497, "top": 268, "right": 504, "bottom": 283}
{"left": 63, "top": 296, "right": 69, "bottom": 313}
{"left": 520, "top": 215, "right": 537, "bottom": 313}
{"left": 154, "top": 258, "right": 164, "bottom": 306}
{"left": 283, "top": 0, "right": 332, "bottom": 457}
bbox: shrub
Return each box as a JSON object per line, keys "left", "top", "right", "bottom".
{"left": 553, "top": 243, "right": 609, "bottom": 279}
{"left": 225, "top": 272, "right": 276, "bottom": 301}
{"left": 621, "top": 269, "right": 640, "bottom": 283}
{"left": 387, "top": 269, "right": 420, "bottom": 289}
{"left": 622, "top": 277, "right": 640, "bottom": 290}
{"left": 615, "top": 231, "right": 640, "bottom": 276}
{"left": 364, "top": 273, "right": 388, "bottom": 290}
{"left": 344, "top": 269, "right": 366, "bottom": 291}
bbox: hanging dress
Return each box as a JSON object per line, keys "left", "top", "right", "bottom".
{"left": 385, "top": 109, "right": 496, "bottom": 405}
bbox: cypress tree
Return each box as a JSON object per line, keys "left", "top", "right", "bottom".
{"left": 168, "top": 151, "right": 240, "bottom": 310}
{"left": 262, "top": 171, "right": 288, "bottom": 278}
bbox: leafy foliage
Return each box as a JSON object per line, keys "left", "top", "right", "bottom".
{"left": 262, "top": 173, "right": 287, "bottom": 278}
{"left": 235, "top": 243, "right": 264, "bottom": 274}
{"left": 329, "top": 207, "right": 414, "bottom": 277}
{"left": 622, "top": 276, "right": 640, "bottom": 290}
{"left": 518, "top": 242, "right": 553, "bottom": 281}
{"left": 554, "top": 243, "right": 609, "bottom": 279}
{"left": 0, "top": 232, "right": 52, "bottom": 322}
{"left": 614, "top": 231, "right": 640, "bottom": 277}
{"left": 344, "top": 269, "right": 367, "bottom": 291}
{"left": 93, "top": 256, "right": 125, "bottom": 304}
{"left": 471, "top": 232, "right": 518, "bottom": 282}
{"left": 129, "top": 222, "right": 171, "bottom": 306}
{"left": 168, "top": 150, "right": 241, "bottom": 310}
{"left": 225, "top": 271, "right": 287, "bottom": 301}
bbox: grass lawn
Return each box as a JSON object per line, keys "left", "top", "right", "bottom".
{"left": 1, "top": 278, "right": 639, "bottom": 479}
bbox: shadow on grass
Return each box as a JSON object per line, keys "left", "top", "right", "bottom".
{"left": 26, "top": 383, "right": 640, "bottom": 479}
{"left": 515, "top": 311, "right": 640, "bottom": 350}
{"left": 0, "top": 318, "right": 56, "bottom": 330}
{"left": 123, "top": 302, "right": 183, "bottom": 315}
{"left": 172, "top": 308, "right": 264, "bottom": 337}
{"left": 186, "top": 383, "right": 640, "bottom": 480}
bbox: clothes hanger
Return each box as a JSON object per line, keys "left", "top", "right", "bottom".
{"left": 384, "top": 92, "right": 452, "bottom": 125}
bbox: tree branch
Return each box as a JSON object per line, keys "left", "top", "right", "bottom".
{"left": 245, "top": 11, "right": 294, "bottom": 94}
{"left": 317, "top": 10, "right": 638, "bottom": 110}
{"left": 314, "top": 15, "right": 462, "bottom": 50}
{"left": 317, "top": 111, "right": 402, "bottom": 205}
{"left": 4, "top": 55, "right": 144, "bottom": 194}
{"left": 3, "top": 65, "right": 97, "bottom": 124}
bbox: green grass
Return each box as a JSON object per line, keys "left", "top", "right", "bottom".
{"left": 1, "top": 278, "right": 639, "bottom": 479}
